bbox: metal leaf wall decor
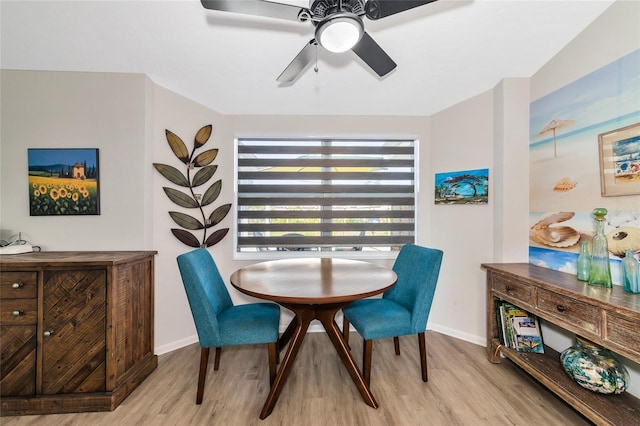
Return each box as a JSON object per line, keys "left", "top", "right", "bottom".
{"left": 153, "top": 124, "right": 231, "bottom": 248}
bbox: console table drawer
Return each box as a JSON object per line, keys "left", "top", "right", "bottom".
{"left": 537, "top": 289, "right": 600, "bottom": 335}
{"left": 491, "top": 275, "right": 533, "bottom": 306}
{"left": 605, "top": 312, "right": 640, "bottom": 359}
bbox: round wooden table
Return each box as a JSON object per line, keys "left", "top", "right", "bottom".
{"left": 230, "top": 257, "right": 397, "bottom": 419}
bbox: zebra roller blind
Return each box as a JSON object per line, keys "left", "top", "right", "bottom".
{"left": 237, "top": 138, "right": 416, "bottom": 253}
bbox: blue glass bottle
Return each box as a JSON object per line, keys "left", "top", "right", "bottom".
{"left": 622, "top": 250, "right": 640, "bottom": 294}
{"left": 588, "top": 208, "right": 612, "bottom": 288}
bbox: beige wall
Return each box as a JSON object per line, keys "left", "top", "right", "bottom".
{"left": 150, "top": 84, "right": 230, "bottom": 350}
{"left": 0, "top": 70, "right": 154, "bottom": 251}
{"left": 531, "top": 0, "right": 639, "bottom": 103}
{"left": 427, "top": 78, "right": 530, "bottom": 344}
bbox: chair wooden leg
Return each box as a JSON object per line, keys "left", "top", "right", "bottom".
{"left": 362, "top": 339, "right": 372, "bottom": 387}
{"left": 418, "top": 332, "right": 428, "bottom": 382}
{"left": 394, "top": 336, "right": 400, "bottom": 355}
{"left": 196, "top": 347, "right": 210, "bottom": 404}
{"left": 268, "top": 342, "right": 277, "bottom": 386}
{"left": 214, "top": 347, "right": 221, "bottom": 370}
{"left": 342, "top": 316, "right": 350, "bottom": 347}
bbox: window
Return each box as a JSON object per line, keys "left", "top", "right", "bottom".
{"left": 236, "top": 137, "right": 416, "bottom": 256}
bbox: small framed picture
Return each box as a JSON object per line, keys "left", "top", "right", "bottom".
{"left": 598, "top": 123, "right": 640, "bottom": 197}
{"left": 28, "top": 148, "right": 100, "bottom": 215}
{"left": 434, "top": 168, "right": 489, "bottom": 205}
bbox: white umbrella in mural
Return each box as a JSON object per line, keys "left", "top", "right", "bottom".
{"left": 538, "top": 118, "right": 575, "bottom": 157}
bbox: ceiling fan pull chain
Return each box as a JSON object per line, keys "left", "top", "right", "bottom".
{"left": 314, "top": 41, "right": 319, "bottom": 73}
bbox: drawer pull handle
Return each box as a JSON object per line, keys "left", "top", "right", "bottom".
{"left": 505, "top": 285, "right": 513, "bottom": 292}
{"left": 12, "top": 309, "right": 24, "bottom": 316}
{"left": 44, "top": 330, "right": 55, "bottom": 337}
{"left": 11, "top": 282, "right": 24, "bottom": 289}
{"left": 556, "top": 305, "right": 567, "bottom": 313}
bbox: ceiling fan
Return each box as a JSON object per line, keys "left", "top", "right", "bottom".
{"left": 201, "top": 0, "right": 439, "bottom": 82}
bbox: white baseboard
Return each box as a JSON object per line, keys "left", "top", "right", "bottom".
{"left": 428, "top": 322, "right": 485, "bottom": 347}
{"left": 154, "top": 323, "right": 485, "bottom": 356}
{"left": 153, "top": 324, "right": 324, "bottom": 355}
{"left": 155, "top": 335, "right": 198, "bottom": 355}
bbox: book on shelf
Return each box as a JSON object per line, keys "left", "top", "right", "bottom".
{"left": 495, "top": 300, "right": 507, "bottom": 346}
{"left": 496, "top": 301, "right": 544, "bottom": 353}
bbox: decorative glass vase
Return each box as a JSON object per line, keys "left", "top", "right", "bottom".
{"left": 622, "top": 250, "right": 640, "bottom": 294}
{"left": 588, "top": 208, "right": 612, "bottom": 288}
{"left": 576, "top": 241, "right": 590, "bottom": 282}
{"left": 560, "top": 336, "right": 629, "bottom": 395}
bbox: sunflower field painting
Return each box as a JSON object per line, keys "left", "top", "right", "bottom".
{"left": 28, "top": 148, "right": 100, "bottom": 216}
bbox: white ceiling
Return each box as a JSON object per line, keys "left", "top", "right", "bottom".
{"left": 1, "top": 0, "right": 614, "bottom": 116}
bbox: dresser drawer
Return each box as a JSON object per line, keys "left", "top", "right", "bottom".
{"left": 491, "top": 275, "right": 534, "bottom": 306}
{"left": 0, "top": 299, "right": 38, "bottom": 325}
{"left": 537, "top": 289, "right": 600, "bottom": 335}
{"left": 0, "top": 272, "right": 38, "bottom": 299}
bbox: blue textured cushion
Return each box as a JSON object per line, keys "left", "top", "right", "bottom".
{"left": 177, "top": 248, "right": 281, "bottom": 348}
{"left": 218, "top": 303, "right": 280, "bottom": 346}
{"left": 342, "top": 298, "right": 412, "bottom": 340}
{"left": 342, "top": 244, "right": 443, "bottom": 340}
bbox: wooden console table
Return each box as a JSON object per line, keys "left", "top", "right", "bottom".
{"left": 482, "top": 263, "right": 640, "bottom": 426}
{"left": 1, "top": 251, "right": 157, "bottom": 416}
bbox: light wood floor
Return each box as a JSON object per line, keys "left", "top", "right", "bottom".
{"left": 2, "top": 331, "right": 589, "bottom": 425}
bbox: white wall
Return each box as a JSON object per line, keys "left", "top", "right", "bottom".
{"left": 428, "top": 90, "right": 496, "bottom": 344}
{"left": 0, "top": 70, "right": 154, "bottom": 250}
{"left": 492, "top": 78, "right": 530, "bottom": 263}
{"left": 426, "top": 78, "right": 530, "bottom": 345}
{"left": 150, "top": 84, "right": 232, "bottom": 353}
{"left": 531, "top": 1, "right": 639, "bottom": 104}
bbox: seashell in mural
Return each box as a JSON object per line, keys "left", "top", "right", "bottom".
{"left": 553, "top": 177, "right": 577, "bottom": 192}
{"left": 531, "top": 212, "right": 580, "bottom": 248}
{"left": 531, "top": 211, "right": 575, "bottom": 229}
{"left": 532, "top": 226, "right": 581, "bottom": 248}
{"left": 606, "top": 226, "right": 640, "bottom": 256}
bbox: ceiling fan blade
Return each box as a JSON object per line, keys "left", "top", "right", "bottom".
{"left": 351, "top": 32, "right": 396, "bottom": 77}
{"left": 201, "top": 0, "right": 311, "bottom": 23}
{"left": 277, "top": 40, "right": 317, "bottom": 83}
{"left": 365, "top": 0, "right": 439, "bottom": 20}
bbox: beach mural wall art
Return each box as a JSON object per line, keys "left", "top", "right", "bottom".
{"left": 529, "top": 49, "right": 640, "bottom": 284}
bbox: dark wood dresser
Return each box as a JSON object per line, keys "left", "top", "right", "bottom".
{"left": 0, "top": 251, "right": 157, "bottom": 416}
{"left": 482, "top": 263, "right": 640, "bottom": 426}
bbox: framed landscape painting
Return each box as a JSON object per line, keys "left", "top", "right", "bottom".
{"left": 28, "top": 148, "right": 100, "bottom": 215}
{"left": 435, "top": 168, "right": 489, "bottom": 204}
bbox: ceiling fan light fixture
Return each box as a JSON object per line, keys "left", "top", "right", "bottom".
{"left": 315, "top": 13, "right": 364, "bottom": 53}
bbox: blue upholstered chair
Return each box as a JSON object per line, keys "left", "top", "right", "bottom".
{"left": 177, "top": 248, "right": 280, "bottom": 404}
{"left": 342, "top": 244, "right": 443, "bottom": 386}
